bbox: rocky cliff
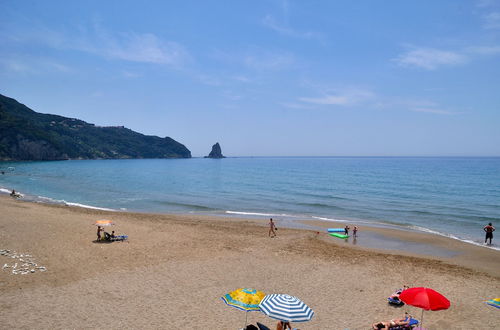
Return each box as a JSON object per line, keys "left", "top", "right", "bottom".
{"left": 0, "top": 94, "right": 191, "bottom": 161}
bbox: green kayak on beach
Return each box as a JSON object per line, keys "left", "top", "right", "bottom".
{"left": 329, "top": 233, "right": 349, "bottom": 239}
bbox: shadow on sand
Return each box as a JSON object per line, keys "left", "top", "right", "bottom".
{"left": 92, "top": 239, "right": 113, "bottom": 244}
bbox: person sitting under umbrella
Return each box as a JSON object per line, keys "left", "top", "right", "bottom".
{"left": 104, "top": 230, "right": 116, "bottom": 241}
{"left": 277, "top": 320, "right": 292, "bottom": 330}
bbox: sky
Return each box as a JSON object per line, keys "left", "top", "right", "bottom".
{"left": 1, "top": 0, "right": 499, "bottom": 157}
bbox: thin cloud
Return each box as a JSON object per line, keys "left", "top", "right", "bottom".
{"left": 4, "top": 23, "right": 191, "bottom": 67}
{"left": 243, "top": 51, "right": 296, "bottom": 70}
{"left": 467, "top": 45, "right": 500, "bottom": 55}
{"left": 379, "top": 98, "right": 460, "bottom": 115}
{"left": 412, "top": 108, "right": 457, "bottom": 115}
{"left": 298, "top": 89, "right": 375, "bottom": 106}
{"left": 262, "top": 14, "right": 323, "bottom": 41}
{"left": 196, "top": 74, "right": 222, "bottom": 86}
{"left": 97, "top": 33, "right": 188, "bottom": 65}
{"left": 122, "top": 71, "right": 141, "bottom": 78}
{"left": 394, "top": 47, "right": 467, "bottom": 70}
{"left": 0, "top": 56, "right": 72, "bottom": 74}
{"left": 0, "top": 58, "right": 32, "bottom": 73}
{"left": 299, "top": 95, "right": 350, "bottom": 105}
{"left": 232, "top": 75, "right": 252, "bottom": 83}
{"left": 483, "top": 12, "right": 500, "bottom": 29}
{"left": 212, "top": 47, "right": 296, "bottom": 71}
{"left": 476, "top": 0, "right": 498, "bottom": 8}
{"left": 280, "top": 102, "right": 315, "bottom": 109}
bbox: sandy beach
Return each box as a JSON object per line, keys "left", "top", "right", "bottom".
{"left": 0, "top": 195, "right": 499, "bottom": 329}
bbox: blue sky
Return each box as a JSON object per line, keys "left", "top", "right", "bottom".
{"left": 1, "top": 0, "right": 499, "bottom": 156}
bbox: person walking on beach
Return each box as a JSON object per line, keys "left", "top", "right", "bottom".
{"left": 353, "top": 226, "right": 358, "bottom": 237}
{"left": 344, "top": 225, "right": 350, "bottom": 236}
{"left": 269, "top": 218, "right": 277, "bottom": 238}
{"left": 484, "top": 222, "right": 495, "bottom": 245}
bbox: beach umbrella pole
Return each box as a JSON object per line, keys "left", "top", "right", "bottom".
{"left": 243, "top": 311, "right": 248, "bottom": 330}
{"left": 421, "top": 309, "right": 424, "bottom": 329}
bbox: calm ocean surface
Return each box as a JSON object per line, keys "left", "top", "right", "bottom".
{"left": 1, "top": 157, "right": 499, "bottom": 250}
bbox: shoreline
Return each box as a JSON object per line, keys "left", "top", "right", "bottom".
{"left": 1, "top": 195, "right": 499, "bottom": 329}
{"left": 1, "top": 188, "right": 498, "bottom": 255}
{"left": 2, "top": 194, "right": 499, "bottom": 276}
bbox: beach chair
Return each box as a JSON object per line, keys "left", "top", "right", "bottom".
{"left": 388, "top": 296, "right": 405, "bottom": 306}
{"left": 256, "top": 323, "right": 270, "bottom": 330}
{"left": 392, "top": 317, "right": 419, "bottom": 329}
{"left": 257, "top": 322, "right": 299, "bottom": 330}
{"left": 112, "top": 235, "right": 128, "bottom": 242}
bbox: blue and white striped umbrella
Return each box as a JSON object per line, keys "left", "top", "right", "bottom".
{"left": 259, "top": 294, "right": 314, "bottom": 322}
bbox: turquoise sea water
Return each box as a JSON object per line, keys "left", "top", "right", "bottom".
{"left": 1, "top": 157, "right": 499, "bottom": 250}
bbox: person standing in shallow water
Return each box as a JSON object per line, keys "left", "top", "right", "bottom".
{"left": 269, "top": 218, "right": 277, "bottom": 238}
{"left": 484, "top": 222, "right": 495, "bottom": 245}
{"left": 344, "top": 225, "right": 350, "bottom": 236}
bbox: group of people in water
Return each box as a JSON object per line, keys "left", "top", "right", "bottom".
{"left": 270, "top": 218, "right": 495, "bottom": 246}
{"left": 343, "top": 225, "right": 358, "bottom": 237}
{"left": 270, "top": 218, "right": 359, "bottom": 239}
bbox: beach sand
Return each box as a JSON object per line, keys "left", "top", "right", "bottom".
{"left": 0, "top": 195, "right": 499, "bottom": 329}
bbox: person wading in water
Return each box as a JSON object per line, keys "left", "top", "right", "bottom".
{"left": 484, "top": 222, "right": 495, "bottom": 245}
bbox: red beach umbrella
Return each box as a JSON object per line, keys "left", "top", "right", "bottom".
{"left": 399, "top": 287, "right": 450, "bottom": 328}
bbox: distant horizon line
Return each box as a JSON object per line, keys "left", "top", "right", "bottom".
{"left": 192, "top": 155, "right": 500, "bottom": 158}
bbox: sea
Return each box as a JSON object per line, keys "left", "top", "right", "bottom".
{"left": 1, "top": 157, "right": 499, "bottom": 251}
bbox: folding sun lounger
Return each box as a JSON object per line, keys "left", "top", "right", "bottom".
{"left": 388, "top": 296, "right": 405, "bottom": 306}
{"left": 112, "top": 235, "right": 128, "bottom": 242}
{"left": 391, "top": 317, "right": 419, "bottom": 330}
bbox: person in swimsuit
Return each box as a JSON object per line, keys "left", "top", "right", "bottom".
{"left": 389, "top": 285, "right": 409, "bottom": 300}
{"left": 344, "top": 225, "right": 350, "bottom": 236}
{"left": 353, "top": 226, "right": 358, "bottom": 237}
{"left": 276, "top": 320, "right": 291, "bottom": 330}
{"left": 269, "top": 218, "right": 277, "bottom": 238}
{"left": 372, "top": 317, "right": 409, "bottom": 329}
{"left": 97, "top": 226, "right": 102, "bottom": 241}
{"left": 484, "top": 222, "right": 495, "bottom": 245}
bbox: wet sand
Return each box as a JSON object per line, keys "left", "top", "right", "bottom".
{"left": 0, "top": 195, "right": 499, "bottom": 329}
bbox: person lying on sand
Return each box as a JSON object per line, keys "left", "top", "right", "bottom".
{"left": 372, "top": 316, "right": 410, "bottom": 329}
{"left": 389, "top": 285, "right": 409, "bottom": 300}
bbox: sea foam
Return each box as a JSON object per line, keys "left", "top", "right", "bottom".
{"left": 410, "top": 225, "right": 500, "bottom": 251}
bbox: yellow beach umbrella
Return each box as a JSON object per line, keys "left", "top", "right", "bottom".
{"left": 94, "top": 220, "right": 115, "bottom": 227}
{"left": 221, "top": 288, "right": 265, "bottom": 328}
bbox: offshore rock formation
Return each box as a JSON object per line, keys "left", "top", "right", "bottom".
{"left": 0, "top": 94, "right": 191, "bottom": 160}
{"left": 205, "top": 142, "right": 225, "bottom": 158}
